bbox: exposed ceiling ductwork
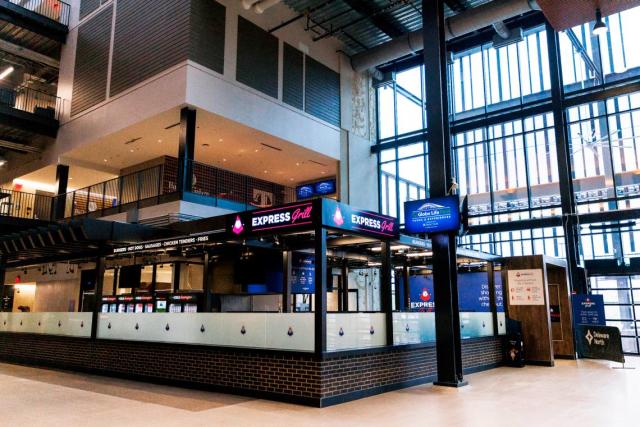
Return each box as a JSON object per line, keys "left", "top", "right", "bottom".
{"left": 350, "top": 0, "right": 540, "bottom": 72}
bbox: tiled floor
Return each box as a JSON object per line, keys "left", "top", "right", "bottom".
{"left": 0, "top": 358, "right": 638, "bottom": 426}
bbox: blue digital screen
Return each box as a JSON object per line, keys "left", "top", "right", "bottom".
{"left": 296, "top": 185, "right": 314, "bottom": 200}
{"left": 291, "top": 252, "right": 314, "bottom": 293}
{"left": 314, "top": 179, "right": 336, "bottom": 195}
{"left": 404, "top": 196, "right": 460, "bottom": 234}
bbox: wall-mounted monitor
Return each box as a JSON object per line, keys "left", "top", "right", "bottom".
{"left": 296, "top": 178, "right": 336, "bottom": 199}
{"left": 404, "top": 195, "right": 461, "bottom": 234}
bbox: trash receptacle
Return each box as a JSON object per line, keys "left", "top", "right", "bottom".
{"left": 505, "top": 318, "right": 525, "bottom": 367}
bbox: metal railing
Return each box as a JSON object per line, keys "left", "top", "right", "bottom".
{"left": 0, "top": 189, "right": 53, "bottom": 220}
{"left": 57, "top": 158, "right": 297, "bottom": 219}
{"left": 58, "top": 164, "right": 169, "bottom": 218}
{"left": 188, "top": 159, "right": 296, "bottom": 208}
{"left": 0, "top": 85, "right": 62, "bottom": 120}
{"left": 7, "top": 0, "right": 71, "bottom": 26}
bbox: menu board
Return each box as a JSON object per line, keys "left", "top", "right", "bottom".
{"left": 507, "top": 269, "right": 545, "bottom": 306}
{"left": 291, "top": 252, "right": 315, "bottom": 294}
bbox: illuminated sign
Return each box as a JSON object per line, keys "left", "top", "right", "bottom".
{"left": 296, "top": 179, "right": 336, "bottom": 199}
{"left": 404, "top": 196, "right": 460, "bottom": 234}
{"left": 227, "top": 202, "right": 315, "bottom": 237}
{"left": 113, "top": 234, "right": 214, "bottom": 254}
{"left": 323, "top": 200, "right": 398, "bottom": 238}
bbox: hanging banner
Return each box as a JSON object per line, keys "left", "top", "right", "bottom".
{"left": 507, "top": 269, "right": 545, "bottom": 306}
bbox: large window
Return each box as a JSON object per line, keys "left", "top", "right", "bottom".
{"left": 568, "top": 91, "right": 640, "bottom": 213}
{"left": 376, "top": 5, "right": 640, "bottom": 264}
{"left": 450, "top": 26, "right": 551, "bottom": 119}
{"left": 560, "top": 7, "right": 640, "bottom": 93}
{"left": 454, "top": 112, "right": 561, "bottom": 223}
{"left": 590, "top": 275, "right": 640, "bottom": 354}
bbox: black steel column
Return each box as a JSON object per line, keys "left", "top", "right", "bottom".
{"left": 380, "top": 241, "right": 393, "bottom": 345}
{"left": 203, "top": 251, "right": 213, "bottom": 312}
{"left": 314, "top": 227, "right": 327, "bottom": 355}
{"left": 0, "top": 257, "right": 6, "bottom": 312}
{"left": 487, "top": 262, "right": 498, "bottom": 336}
{"left": 402, "top": 263, "right": 410, "bottom": 311}
{"left": 91, "top": 256, "right": 106, "bottom": 339}
{"left": 341, "top": 260, "right": 349, "bottom": 311}
{"left": 282, "top": 250, "right": 291, "bottom": 312}
{"left": 423, "top": 0, "right": 466, "bottom": 387}
{"left": 546, "top": 23, "right": 587, "bottom": 294}
{"left": 177, "top": 107, "right": 196, "bottom": 195}
{"left": 53, "top": 164, "right": 69, "bottom": 220}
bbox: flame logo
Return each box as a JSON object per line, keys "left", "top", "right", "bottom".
{"left": 333, "top": 206, "right": 344, "bottom": 226}
{"left": 419, "top": 288, "right": 431, "bottom": 302}
{"left": 232, "top": 215, "right": 244, "bottom": 235}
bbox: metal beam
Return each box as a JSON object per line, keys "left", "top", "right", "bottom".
{"left": 342, "top": 0, "right": 407, "bottom": 38}
{"left": 0, "top": 38, "right": 59, "bottom": 69}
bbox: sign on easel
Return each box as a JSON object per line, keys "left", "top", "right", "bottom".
{"left": 507, "top": 269, "right": 545, "bottom": 306}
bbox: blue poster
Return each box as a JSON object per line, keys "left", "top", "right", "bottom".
{"left": 458, "top": 272, "right": 491, "bottom": 312}
{"left": 408, "top": 275, "right": 435, "bottom": 312}
{"left": 404, "top": 196, "right": 460, "bottom": 234}
{"left": 291, "top": 252, "right": 314, "bottom": 294}
{"left": 495, "top": 271, "right": 504, "bottom": 312}
{"left": 572, "top": 294, "right": 606, "bottom": 326}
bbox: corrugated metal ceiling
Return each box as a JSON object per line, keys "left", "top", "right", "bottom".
{"left": 281, "top": 0, "right": 495, "bottom": 55}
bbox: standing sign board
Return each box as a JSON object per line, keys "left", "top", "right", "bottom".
{"left": 575, "top": 324, "right": 625, "bottom": 363}
{"left": 572, "top": 294, "right": 606, "bottom": 326}
{"left": 291, "top": 252, "right": 315, "bottom": 294}
{"left": 507, "top": 269, "right": 545, "bottom": 306}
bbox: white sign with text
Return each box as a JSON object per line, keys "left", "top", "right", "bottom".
{"left": 508, "top": 269, "right": 545, "bottom": 306}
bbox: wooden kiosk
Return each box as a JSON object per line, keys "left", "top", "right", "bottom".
{"left": 502, "top": 255, "right": 575, "bottom": 366}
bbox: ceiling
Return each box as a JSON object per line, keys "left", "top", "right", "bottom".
{"left": 281, "top": 0, "right": 495, "bottom": 55}
{"left": 537, "top": 0, "right": 640, "bottom": 31}
{"left": 23, "top": 107, "right": 337, "bottom": 189}
{"left": 16, "top": 164, "right": 116, "bottom": 193}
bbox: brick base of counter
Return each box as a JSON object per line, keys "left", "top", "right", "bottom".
{"left": 0, "top": 333, "right": 504, "bottom": 406}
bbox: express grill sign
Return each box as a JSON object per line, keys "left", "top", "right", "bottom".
{"left": 324, "top": 200, "right": 398, "bottom": 238}
{"left": 231, "top": 202, "right": 315, "bottom": 236}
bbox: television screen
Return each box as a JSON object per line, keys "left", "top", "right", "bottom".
{"left": 404, "top": 196, "right": 460, "bottom": 234}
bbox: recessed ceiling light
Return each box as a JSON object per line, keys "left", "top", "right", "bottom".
{"left": 218, "top": 138, "right": 223, "bottom": 142}
{"left": 321, "top": 171, "right": 326, "bottom": 174}
{"left": 222, "top": 158, "right": 227, "bottom": 162}
{"left": 158, "top": 139, "right": 163, "bottom": 143}
{"left": 129, "top": 149, "right": 134, "bottom": 153}
{"left": 289, "top": 178, "right": 294, "bottom": 181}
{"left": 254, "top": 149, "right": 259, "bottom": 153}
{"left": 263, "top": 170, "right": 268, "bottom": 174}
{"left": 69, "top": 177, "right": 73, "bottom": 180}
{"left": 103, "top": 159, "right": 108, "bottom": 162}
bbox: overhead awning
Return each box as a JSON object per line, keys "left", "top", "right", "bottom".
{"left": 0, "top": 218, "right": 177, "bottom": 266}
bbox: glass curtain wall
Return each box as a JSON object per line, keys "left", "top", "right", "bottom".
{"left": 377, "top": 6, "right": 640, "bottom": 262}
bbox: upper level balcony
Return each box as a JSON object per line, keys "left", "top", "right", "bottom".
{"left": 0, "top": 0, "right": 70, "bottom": 45}
{"left": 0, "top": 157, "right": 298, "bottom": 225}
{"left": 0, "top": 83, "right": 61, "bottom": 138}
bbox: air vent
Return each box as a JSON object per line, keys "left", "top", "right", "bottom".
{"left": 164, "top": 122, "right": 180, "bottom": 130}
{"left": 124, "top": 137, "right": 142, "bottom": 145}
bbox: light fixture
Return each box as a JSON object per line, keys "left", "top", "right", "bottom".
{"left": 0, "top": 66, "right": 14, "bottom": 80}
{"left": 406, "top": 251, "right": 433, "bottom": 258}
{"left": 0, "top": 156, "right": 7, "bottom": 167}
{"left": 592, "top": 8, "right": 607, "bottom": 36}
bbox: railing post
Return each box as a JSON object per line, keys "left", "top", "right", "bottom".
{"left": 91, "top": 255, "right": 106, "bottom": 339}
{"left": 101, "top": 182, "right": 106, "bottom": 216}
{"left": 136, "top": 171, "right": 142, "bottom": 208}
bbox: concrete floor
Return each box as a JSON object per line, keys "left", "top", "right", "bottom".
{"left": 0, "top": 358, "right": 638, "bottom": 427}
